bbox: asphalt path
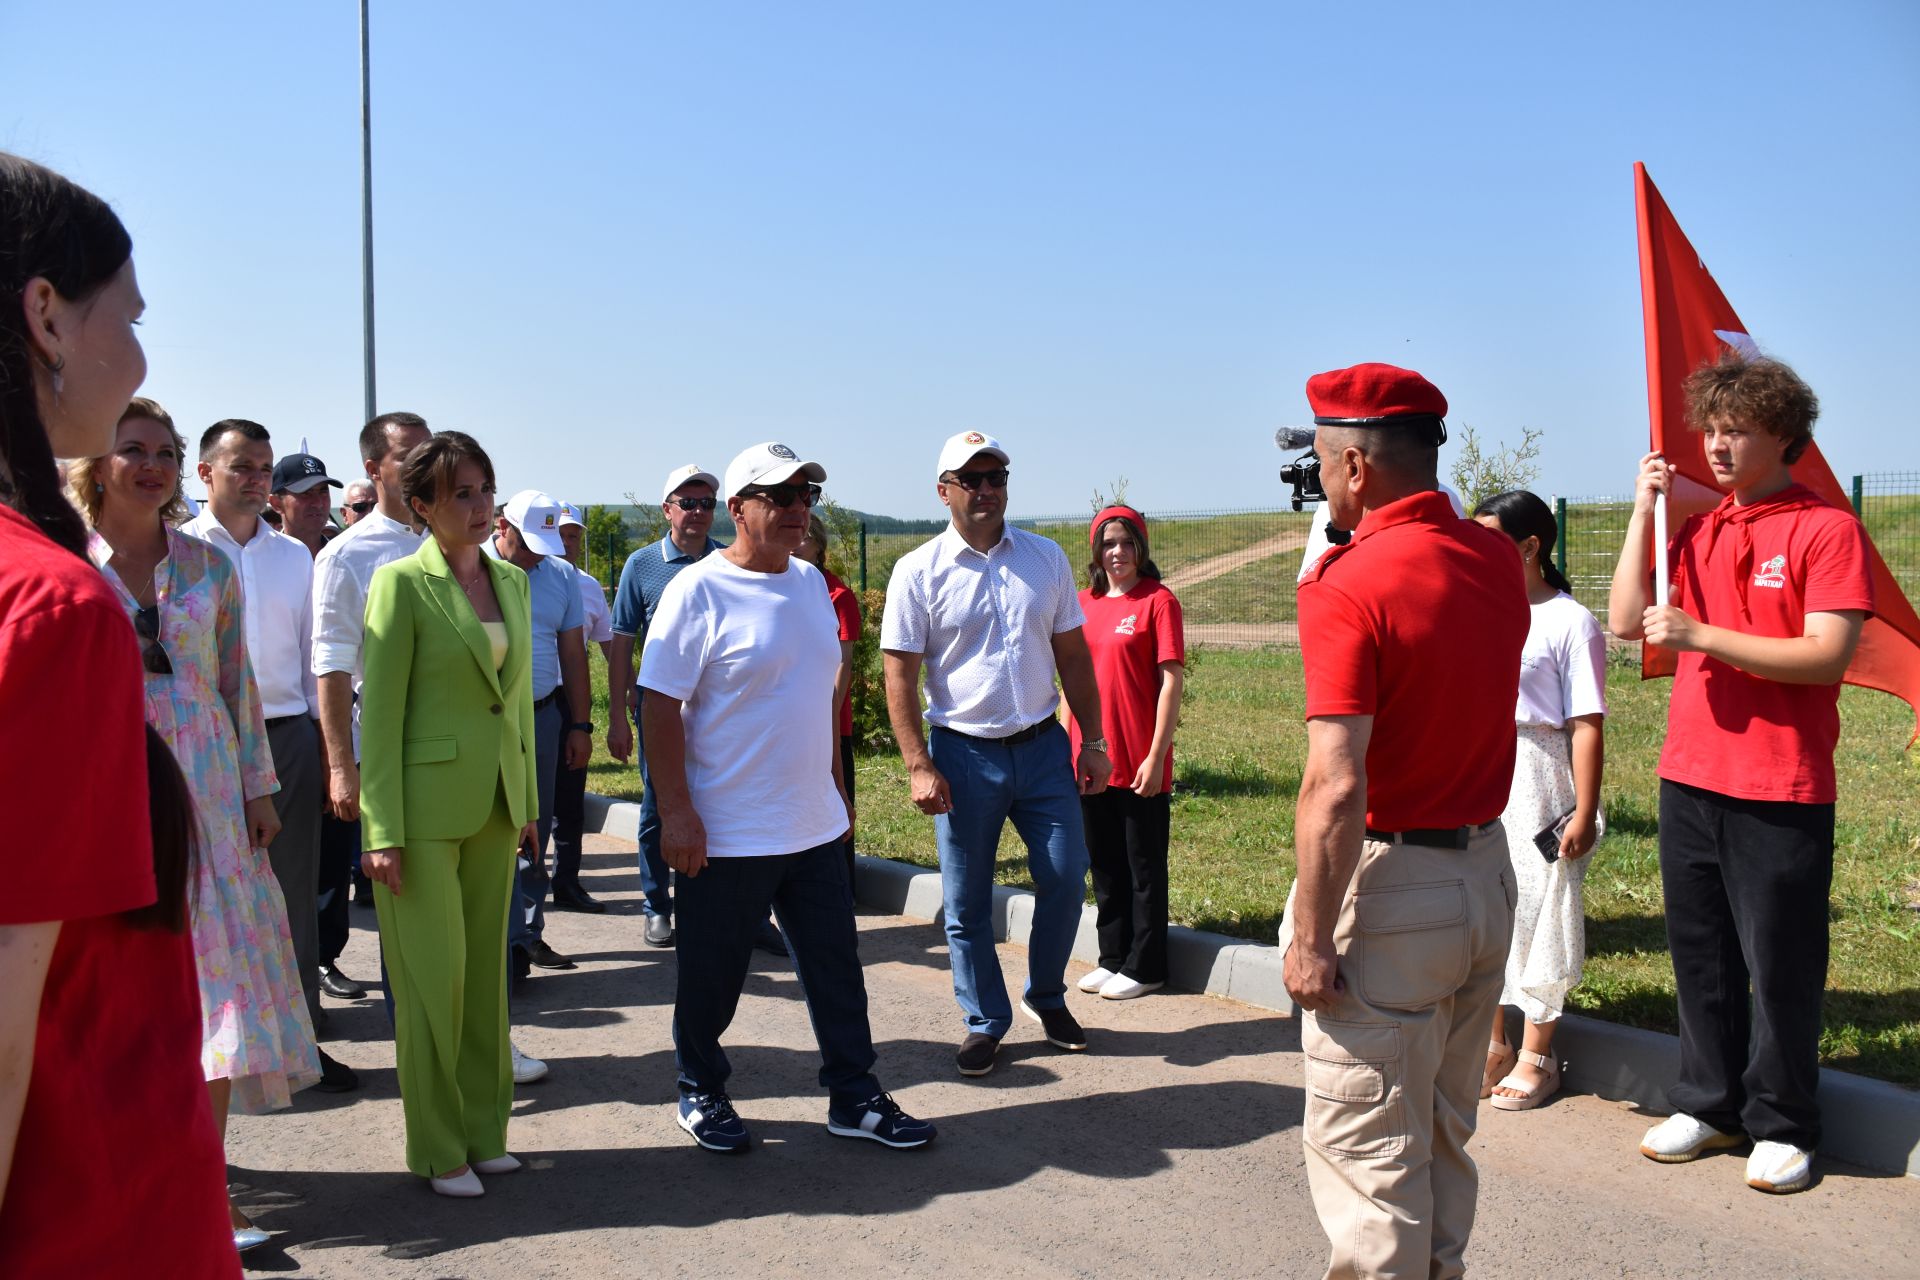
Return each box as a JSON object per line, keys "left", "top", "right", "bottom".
{"left": 226, "top": 834, "right": 1920, "bottom": 1278}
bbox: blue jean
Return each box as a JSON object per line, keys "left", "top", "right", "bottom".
{"left": 672, "top": 840, "right": 880, "bottom": 1104}
{"left": 630, "top": 699, "right": 673, "bottom": 918}
{"left": 930, "top": 720, "right": 1089, "bottom": 1038}
{"left": 509, "top": 697, "right": 562, "bottom": 954}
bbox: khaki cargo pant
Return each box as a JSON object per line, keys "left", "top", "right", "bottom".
{"left": 1279, "top": 825, "right": 1516, "bottom": 1280}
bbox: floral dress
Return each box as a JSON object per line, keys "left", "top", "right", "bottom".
{"left": 90, "top": 526, "right": 319, "bottom": 1112}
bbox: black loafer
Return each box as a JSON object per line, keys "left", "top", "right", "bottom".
{"left": 526, "top": 940, "right": 577, "bottom": 971}
{"left": 319, "top": 964, "right": 366, "bottom": 1000}
{"left": 955, "top": 1032, "right": 1001, "bottom": 1077}
{"left": 1020, "top": 999, "right": 1088, "bottom": 1051}
{"left": 313, "top": 1049, "right": 360, "bottom": 1093}
{"left": 552, "top": 886, "right": 607, "bottom": 914}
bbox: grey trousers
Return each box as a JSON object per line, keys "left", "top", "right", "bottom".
{"left": 265, "top": 715, "right": 324, "bottom": 1023}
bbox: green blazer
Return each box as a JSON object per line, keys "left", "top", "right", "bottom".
{"left": 359, "top": 537, "right": 539, "bottom": 851}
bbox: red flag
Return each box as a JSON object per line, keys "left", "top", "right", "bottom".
{"left": 1634, "top": 162, "right": 1920, "bottom": 742}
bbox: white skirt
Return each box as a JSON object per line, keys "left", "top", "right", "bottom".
{"left": 1498, "top": 723, "right": 1598, "bottom": 1022}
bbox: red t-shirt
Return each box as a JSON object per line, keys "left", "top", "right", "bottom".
{"left": 1658, "top": 484, "right": 1874, "bottom": 804}
{"left": 1068, "top": 580, "right": 1185, "bottom": 790}
{"left": 1297, "top": 490, "right": 1529, "bottom": 830}
{"left": 824, "top": 570, "right": 862, "bottom": 737}
{"left": 0, "top": 506, "right": 239, "bottom": 1279}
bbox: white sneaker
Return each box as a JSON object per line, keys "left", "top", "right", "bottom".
{"left": 1746, "top": 1140, "right": 1812, "bottom": 1194}
{"left": 1076, "top": 967, "right": 1119, "bottom": 994}
{"left": 1639, "top": 1112, "right": 1743, "bottom": 1163}
{"left": 511, "top": 1042, "right": 549, "bottom": 1085}
{"left": 1098, "top": 973, "right": 1165, "bottom": 1001}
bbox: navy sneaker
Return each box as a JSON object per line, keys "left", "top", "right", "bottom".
{"left": 827, "top": 1092, "right": 937, "bottom": 1149}
{"left": 676, "top": 1091, "right": 750, "bottom": 1153}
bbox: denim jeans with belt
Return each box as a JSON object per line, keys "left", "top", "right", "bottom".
{"left": 509, "top": 696, "right": 562, "bottom": 955}
{"left": 931, "top": 719, "right": 1089, "bottom": 1038}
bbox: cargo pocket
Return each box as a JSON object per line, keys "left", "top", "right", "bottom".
{"left": 1302, "top": 1016, "right": 1404, "bottom": 1159}
{"left": 1352, "top": 880, "right": 1468, "bottom": 1010}
{"left": 402, "top": 735, "right": 457, "bottom": 764}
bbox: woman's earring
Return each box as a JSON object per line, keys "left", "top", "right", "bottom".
{"left": 95, "top": 482, "right": 104, "bottom": 493}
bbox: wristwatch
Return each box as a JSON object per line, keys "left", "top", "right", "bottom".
{"left": 568, "top": 722, "right": 593, "bottom": 735}
{"left": 1082, "top": 737, "right": 1109, "bottom": 754}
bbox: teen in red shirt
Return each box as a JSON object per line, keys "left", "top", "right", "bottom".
{"left": 1609, "top": 352, "right": 1872, "bottom": 1195}
{"left": 1066, "top": 506, "right": 1184, "bottom": 1000}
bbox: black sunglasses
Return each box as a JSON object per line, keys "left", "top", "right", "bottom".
{"left": 669, "top": 496, "right": 718, "bottom": 512}
{"left": 346, "top": 499, "right": 376, "bottom": 515}
{"left": 133, "top": 604, "right": 173, "bottom": 676}
{"left": 740, "top": 482, "right": 821, "bottom": 509}
{"left": 943, "top": 467, "right": 1010, "bottom": 491}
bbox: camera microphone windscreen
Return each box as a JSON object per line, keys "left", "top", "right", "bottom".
{"left": 1273, "top": 425, "right": 1318, "bottom": 451}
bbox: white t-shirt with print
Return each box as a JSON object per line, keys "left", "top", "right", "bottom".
{"left": 1516, "top": 592, "right": 1608, "bottom": 728}
{"left": 638, "top": 552, "right": 845, "bottom": 858}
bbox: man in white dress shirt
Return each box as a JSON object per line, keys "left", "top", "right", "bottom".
{"left": 186, "top": 418, "right": 356, "bottom": 1092}
{"left": 881, "top": 431, "right": 1112, "bottom": 1078}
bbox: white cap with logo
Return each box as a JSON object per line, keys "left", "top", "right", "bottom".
{"left": 937, "top": 430, "right": 1011, "bottom": 477}
{"left": 556, "top": 501, "right": 586, "bottom": 530}
{"left": 502, "top": 489, "right": 569, "bottom": 557}
{"left": 723, "top": 442, "right": 827, "bottom": 499}
{"left": 660, "top": 464, "right": 720, "bottom": 504}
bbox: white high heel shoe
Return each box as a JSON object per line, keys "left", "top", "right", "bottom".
{"left": 429, "top": 1166, "right": 485, "bottom": 1197}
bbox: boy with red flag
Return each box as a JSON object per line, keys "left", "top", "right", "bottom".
{"left": 1608, "top": 353, "right": 1872, "bottom": 1194}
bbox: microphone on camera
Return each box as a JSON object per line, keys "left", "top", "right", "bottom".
{"left": 1273, "top": 425, "right": 1318, "bottom": 451}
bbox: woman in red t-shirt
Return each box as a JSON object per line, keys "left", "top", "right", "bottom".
{"left": 797, "top": 514, "right": 863, "bottom": 884}
{"left": 1067, "top": 506, "right": 1185, "bottom": 1000}
{"left": 0, "top": 151, "right": 240, "bottom": 1275}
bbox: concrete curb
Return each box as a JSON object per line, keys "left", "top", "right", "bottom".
{"left": 583, "top": 792, "right": 1920, "bottom": 1179}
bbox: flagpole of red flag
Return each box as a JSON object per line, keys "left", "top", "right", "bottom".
{"left": 1632, "top": 162, "right": 1920, "bottom": 743}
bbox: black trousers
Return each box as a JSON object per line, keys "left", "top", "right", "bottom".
{"left": 317, "top": 809, "right": 359, "bottom": 966}
{"left": 551, "top": 732, "right": 590, "bottom": 894}
{"left": 840, "top": 734, "right": 856, "bottom": 885}
{"left": 1080, "top": 788, "right": 1171, "bottom": 984}
{"left": 1659, "top": 779, "right": 1833, "bottom": 1149}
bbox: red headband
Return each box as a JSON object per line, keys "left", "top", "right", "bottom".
{"left": 1090, "top": 505, "right": 1148, "bottom": 549}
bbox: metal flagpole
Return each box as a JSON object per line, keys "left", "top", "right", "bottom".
{"left": 359, "top": 0, "right": 377, "bottom": 425}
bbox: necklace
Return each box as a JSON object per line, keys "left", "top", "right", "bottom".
{"left": 455, "top": 565, "right": 486, "bottom": 592}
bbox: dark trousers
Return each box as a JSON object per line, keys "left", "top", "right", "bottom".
{"left": 1081, "top": 788, "right": 1171, "bottom": 984}
{"left": 672, "top": 840, "right": 880, "bottom": 1105}
{"left": 631, "top": 700, "right": 673, "bottom": 918}
{"left": 265, "top": 716, "right": 323, "bottom": 1023}
{"left": 840, "top": 734, "right": 856, "bottom": 884}
{"left": 1659, "top": 779, "right": 1833, "bottom": 1150}
{"left": 510, "top": 698, "right": 563, "bottom": 955}
{"left": 317, "top": 809, "right": 358, "bottom": 966}
{"left": 551, "top": 724, "right": 590, "bottom": 894}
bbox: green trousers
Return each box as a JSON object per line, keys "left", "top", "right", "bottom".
{"left": 373, "top": 786, "right": 517, "bottom": 1177}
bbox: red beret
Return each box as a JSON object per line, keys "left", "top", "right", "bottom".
{"left": 1305, "top": 363, "right": 1448, "bottom": 424}
{"left": 1090, "top": 504, "right": 1148, "bottom": 549}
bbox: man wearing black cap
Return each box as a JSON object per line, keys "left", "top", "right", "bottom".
{"left": 1278, "top": 364, "right": 1526, "bottom": 1279}
{"left": 269, "top": 450, "right": 342, "bottom": 556}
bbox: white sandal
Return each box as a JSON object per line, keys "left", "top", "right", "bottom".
{"left": 1481, "top": 1040, "right": 1516, "bottom": 1100}
{"left": 1488, "top": 1050, "right": 1561, "bottom": 1111}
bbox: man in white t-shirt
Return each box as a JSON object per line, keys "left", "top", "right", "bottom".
{"left": 639, "top": 442, "right": 935, "bottom": 1154}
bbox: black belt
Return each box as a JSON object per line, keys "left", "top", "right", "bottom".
{"left": 533, "top": 690, "right": 560, "bottom": 711}
{"left": 934, "top": 720, "right": 1055, "bottom": 746}
{"left": 1363, "top": 821, "right": 1499, "bottom": 850}
{"left": 264, "top": 714, "right": 307, "bottom": 730}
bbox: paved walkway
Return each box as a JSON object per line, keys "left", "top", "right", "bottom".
{"left": 227, "top": 835, "right": 1919, "bottom": 1278}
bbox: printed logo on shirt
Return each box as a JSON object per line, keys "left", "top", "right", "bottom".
{"left": 1753, "top": 554, "right": 1787, "bottom": 590}
{"left": 1114, "top": 613, "right": 1138, "bottom": 635}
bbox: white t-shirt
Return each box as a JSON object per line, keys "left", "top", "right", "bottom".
{"left": 638, "top": 552, "right": 845, "bottom": 858}
{"left": 1516, "top": 592, "right": 1608, "bottom": 728}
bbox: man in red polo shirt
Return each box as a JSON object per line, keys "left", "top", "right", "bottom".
{"left": 1609, "top": 352, "right": 1871, "bottom": 1195}
{"left": 1280, "top": 363, "right": 1528, "bottom": 1280}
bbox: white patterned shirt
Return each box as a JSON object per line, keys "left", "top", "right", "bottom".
{"left": 881, "top": 523, "right": 1085, "bottom": 736}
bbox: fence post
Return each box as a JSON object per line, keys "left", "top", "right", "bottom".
{"left": 859, "top": 520, "right": 868, "bottom": 593}
{"left": 1555, "top": 496, "right": 1568, "bottom": 582}
{"left": 1851, "top": 474, "right": 1863, "bottom": 517}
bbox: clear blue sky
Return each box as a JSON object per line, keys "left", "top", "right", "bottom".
{"left": 7, "top": 2, "right": 1917, "bottom": 517}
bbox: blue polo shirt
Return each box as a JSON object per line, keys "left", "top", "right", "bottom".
{"left": 486, "top": 538, "right": 584, "bottom": 698}
{"left": 612, "top": 535, "right": 724, "bottom": 689}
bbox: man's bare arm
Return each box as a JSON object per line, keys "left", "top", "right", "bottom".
{"left": 317, "top": 671, "right": 359, "bottom": 820}
{"left": 1285, "top": 714, "right": 1373, "bottom": 1013}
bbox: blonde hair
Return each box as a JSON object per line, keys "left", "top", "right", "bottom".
{"left": 67, "top": 396, "right": 193, "bottom": 527}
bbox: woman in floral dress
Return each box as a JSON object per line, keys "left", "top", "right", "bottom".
{"left": 70, "top": 398, "right": 318, "bottom": 1238}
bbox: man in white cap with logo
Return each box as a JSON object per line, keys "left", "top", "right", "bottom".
{"left": 882, "top": 431, "right": 1111, "bottom": 1078}
{"left": 549, "top": 501, "right": 615, "bottom": 912}
{"left": 641, "top": 442, "right": 934, "bottom": 1153}
{"left": 607, "top": 463, "right": 726, "bottom": 948}
{"left": 488, "top": 490, "right": 591, "bottom": 985}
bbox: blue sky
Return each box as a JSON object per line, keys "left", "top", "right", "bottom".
{"left": 7, "top": 2, "right": 1917, "bottom": 517}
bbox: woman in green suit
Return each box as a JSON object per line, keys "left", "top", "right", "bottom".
{"left": 359, "top": 431, "right": 539, "bottom": 1198}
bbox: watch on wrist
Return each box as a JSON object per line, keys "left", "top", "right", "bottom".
{"left": 568, "top": 722, "right": 593, "bottom": 735}
{"left": 1082, "top": 737, "right": 1108, "bottom": 754}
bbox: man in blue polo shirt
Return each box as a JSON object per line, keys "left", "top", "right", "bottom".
{"left": 488, "top": 489, "right": 591, "bottom": 981}
{"left": 607, "top": 463, "right": 725, "bottom": 948}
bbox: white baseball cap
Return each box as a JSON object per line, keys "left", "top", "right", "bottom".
{"left": 660, "top": 464, "right": 720, "bottom": 504}
{"left": 556, "top": 501, "right": 586, "bottom": 529}
{"left": 723, "top": 442, "right": 827, "bottom": 499}
{"left": 502, "top": 489, "right": 569, "bottom": 556}
{"left": 937, "top": 430, "right": 1011, "bottom": 477}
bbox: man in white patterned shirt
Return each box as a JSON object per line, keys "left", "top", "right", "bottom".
{"left": 882, "top": 430, "right": 1112, "bottom": 1078}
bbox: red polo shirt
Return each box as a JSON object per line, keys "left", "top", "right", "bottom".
{"left": 1297, "top": 490, "right": 1529, "bottom": 830}
{"left": 1659, "top": 484, "right": 1874, "bottom": 804}
{"left": 1069, "top": 579, "right": 1186, "bottom": 790}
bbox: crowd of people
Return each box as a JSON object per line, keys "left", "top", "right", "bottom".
{"left": 1, "top": 150, "right": 1874, "bottom": 1278}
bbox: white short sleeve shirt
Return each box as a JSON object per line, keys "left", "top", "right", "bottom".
{"left": 880, "top": 524, "right": 1086, "bottom": 736}
{"left": 1515, "top": 592, "right": 1609, "bottom": 728}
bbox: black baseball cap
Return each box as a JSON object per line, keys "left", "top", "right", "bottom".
{"left": 272, "top": 452, "right": 344, "bottom": 495}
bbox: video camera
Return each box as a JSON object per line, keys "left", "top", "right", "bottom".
{"left": 1274, "top": 426, "right": 1324, "bottom": 512}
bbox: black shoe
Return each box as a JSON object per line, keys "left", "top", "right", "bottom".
{"left": 955, "top": 1032, "right": 1001, "bottom": 1077}
{"left": 313, "top": 1049, "right": 360, "bottom": 1093}
{"left": 510, "top": 946, "right": 532, "bottom": 987}
{"left": 319, "top": 964, "right": 366, "bottom": 1000}
{"left": 643, "top": 914, "right": 675, "bottom": 948}
{"left": 1020, "top": 999, "right": 1088, "bottom": 1051}
{"left": 552, "top": 885, "right": 607, "bottom": 914}
{"left": 526, "top": 940, "right": 576, "bottom": 971}
{"left": 752, "top": 921, "right": 790, "bottom": 957}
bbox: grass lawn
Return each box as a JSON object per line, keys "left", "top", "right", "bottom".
{"left": 584, "top": 645, "right": 1920, "bottom": 1087}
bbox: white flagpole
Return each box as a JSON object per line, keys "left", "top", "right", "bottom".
{"left": 1652, "top": 488, "right": 1670, "bottom": 604}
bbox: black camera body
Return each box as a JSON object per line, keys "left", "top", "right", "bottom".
{"left": 1279, "top": 451, "right": 1325, "bottom": 512}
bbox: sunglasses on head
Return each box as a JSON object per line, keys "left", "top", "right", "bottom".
{"left": 669, "top": 496, "right": 718, "bottom": 512}
{"left": 346, "top": 499, "right": 376, "bottom": 515}
{"left": 133, "top": 605, "right": 173, "bottom": 676}
{"left": 740, "top": 482, "right": 822, "bottom": 509}
{"left": 943, "top": 467, "right": 1010, "bottom": 491}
